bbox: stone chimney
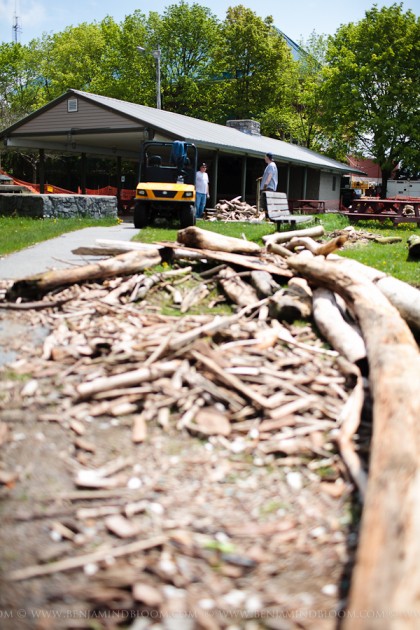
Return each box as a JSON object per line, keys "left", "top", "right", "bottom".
{"left": 226, "top": 119, "right": 261, "bottom": 136}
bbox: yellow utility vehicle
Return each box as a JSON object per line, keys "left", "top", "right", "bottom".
{"left": 134, "top": 141, "right": 197, "bottom": 228}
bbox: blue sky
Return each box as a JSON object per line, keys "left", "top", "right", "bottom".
{"left": 2, "top": 0, "right": 419, "bottom": 46}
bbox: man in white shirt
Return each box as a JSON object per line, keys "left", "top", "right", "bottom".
{"left": 195, "top": 163, "right": 210, "bottom": 219}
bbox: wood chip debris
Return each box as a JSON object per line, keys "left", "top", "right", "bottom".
{"left": 1, "top": 224, "right": 419, "bottom": 627}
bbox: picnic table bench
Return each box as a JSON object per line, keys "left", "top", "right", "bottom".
{"left": 341, "top": 198, "right": 420, "bottom": 227}
{"left": 290, "top": 199, "right": 326, "bottom": 214}
{"left": 263, "top": 191, "right": 314, "bottom": 230}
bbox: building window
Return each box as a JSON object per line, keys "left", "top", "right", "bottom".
{"left": 67, "top": 99, "right": 78, "bottom": 113}
{"left": 332, "top": 176, "right": 336, "bottom": 191}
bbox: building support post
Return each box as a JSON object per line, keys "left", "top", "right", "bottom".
{"left": 116, "top": 156, "right": 122, "bottom": 212}
{"left": 241, "top": 155, "right": 247, "bottom": 203}
{"left": 211, "top": 151, "right": 219, "bottom": 209}
{"left": 38, "top": 148, "right": 45, "bottom": 194}
{"left": 80, "top": 152, "right": 87, "bottom": 195}
{"left": 303, "top": 167, "right": 308, "bottom": 199}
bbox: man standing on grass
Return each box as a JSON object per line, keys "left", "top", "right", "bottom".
{"left": 261, "top": 153, "right": 278, "bottom": 193}
{"left": 195, "top": 163, "right": 210, "bottom": 219}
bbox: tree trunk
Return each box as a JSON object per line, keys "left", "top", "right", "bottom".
{"left": 380, "top": 166, "right": 392, "bottom": 199}
{"left": 287, "top": 254, "right": 420, "bottom": 626}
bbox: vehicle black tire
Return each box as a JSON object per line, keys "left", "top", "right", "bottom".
{"left": 133, "top": 202, "right": 150, "bottom": 228}
{"left": 179, "top": 204, "right": 196, "bottom": 228}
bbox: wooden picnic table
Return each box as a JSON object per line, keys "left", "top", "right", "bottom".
{"left": 353, "top": 198, "right": 418, "bottom": 213}
{"left": 291, "top": 199, "right": 326, "bottom": 214}
{"left": 342, "top": 197, "right": 420, "bottom": 226}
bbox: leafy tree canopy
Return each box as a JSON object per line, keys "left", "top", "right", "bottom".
{"left": 145, "top": 2, "right": 222, "bottom": 116}
{"left": 214, "top": 5, "right": 292, "bottom": 121}
{"left": 1, "top": 0, "right": 419, "bottom": 185}
{"left": 321, "top": 3, "right": 420, "bottom": 190}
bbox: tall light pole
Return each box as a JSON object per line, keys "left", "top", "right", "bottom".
{"left": 137, "top": 46, "right": 161, "bottom": 110}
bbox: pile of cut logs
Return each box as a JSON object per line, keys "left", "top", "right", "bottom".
{"left": 2, "top": 224, "right": 420, "bottom": 622}
{"left": 207, "top": 196, "right": 265, "bottom": 221}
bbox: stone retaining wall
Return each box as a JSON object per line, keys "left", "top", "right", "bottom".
{"left": 0, "top": 194, "right": 118, "bottom": 219}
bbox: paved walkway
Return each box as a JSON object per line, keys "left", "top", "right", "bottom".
{"left": 0, "top": 221, "right": 139, "bottom": 280}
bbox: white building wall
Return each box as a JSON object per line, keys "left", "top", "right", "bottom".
{"left": 387, "top": 180, "right": 420, "bottom": 198}
{"left": 319, "top": 172, "right": 341, "bottom": 210}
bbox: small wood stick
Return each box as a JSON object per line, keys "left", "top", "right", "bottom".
{"left": 8, "top": 535, "right": 167, "bottom": 581}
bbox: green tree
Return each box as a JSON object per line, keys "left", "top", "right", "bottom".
{"left": 0, "top": 42, "right": 44, "bottom": 129}
{"left": 290, "top": 32, "right": 329, "bottom": 150}
{"left": 321, "top": 3, "right": 420, "bottom": 194}
{"left": 89, "top": 13, "right": 150, "bottom": 103}
{"left": 145, "top": 2, "right": 222, "bottom": 117}
{"left": 215, "top": 5, "right": 292, "bottom": 121}
{"left": 260, "top": 32, "right": 329, "bottom": 149}
{"left": 38, "top": 23, "right": 107, "bottom": 97}
{"left": 0, "top": 41, "right": 48, "bottom": 176}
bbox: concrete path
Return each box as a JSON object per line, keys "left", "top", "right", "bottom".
{"left": 0, "top": 221, "right": 139, "bottom": 280}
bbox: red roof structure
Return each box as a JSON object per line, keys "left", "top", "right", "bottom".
{"left": 347, "top": 157, "right": 382, "bottom": 179}
{"left": 347, "top": 157, "right": 399, "bottom": 181}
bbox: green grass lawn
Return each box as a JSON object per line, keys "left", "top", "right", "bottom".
{"left": 321, "top": 215, "right": 419, "bottom": 287}
{"left": 132, "top": 217, "right": 278, "bottom": 246}
{"left": 133, "top": 214, "right": 420, "bottom": 287}
{"left": 1, "top": 213, "right": 418, "bottom": 287}
{"left": 0, "top": 216, "right": 118, "bottom": 256}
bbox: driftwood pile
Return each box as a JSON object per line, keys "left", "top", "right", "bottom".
{"left": 1, "top": 224, "right": 420, "bottom": 626}
{"left": 208, "top": 196, "right": 265, "bottom": 222}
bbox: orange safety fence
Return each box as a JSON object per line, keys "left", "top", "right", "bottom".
{"left": 1, "top": 169, "right": 74, "bottom": 194}
{"left": 85, "top": 186, "right": 136, "bottom": 200}
{"left": 0, "top": 169, "right": 38, "bottom": 193}
{"left": 1, "top": 170, "right": 136, "bottom": 200}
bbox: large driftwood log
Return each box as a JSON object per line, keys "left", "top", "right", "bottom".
{"left": 312, "top": 287, "right": 367, "bottom": 365}
{"left": 286, "top": 235, "right": 348, "bottom": 256}
{"left": 177, "top": 226, "right": 260, "bottom": 254}
{"left": 159, "top": 243, "right": 293, "bottom": 278}
{"left": 250, "top": 270, "right": 281, "bottom": 298}
{"left": 6, "top": 250, "right": 162, "bottom": 300}
{"left": 337, "top": 367, "right": 368, "bottom": 499}
{"left": 218, "top": 266, "right": 259, "bottom": 307}
{"left": 266, "top": 242, "right": 293, "bottom": 258}
{"left": 72, "top": 239, "right": 162, "bottom": 256}
{"left": 269, "top": 277, "right": 313, "bottom": 323}
{"left": 263, "top": 224, "right": 325, "bottom": 246}
{"left": 408, "top": 235, "right": 420, "bottom": 258}
{"left": 327, "top": 255, "right": 420, "bottom": 333}
{"left": 287, "top": 254, "right": 420, "bottom": 624}
{"left": 373, "top": 236, "right": 403, "bottom": 244}
{"left": 375, "top": 276, "right": 420, "bottom": 334}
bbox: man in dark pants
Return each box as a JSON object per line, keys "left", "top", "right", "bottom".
{"left": 260, "top": 152, "right": 278, "bottom": 211}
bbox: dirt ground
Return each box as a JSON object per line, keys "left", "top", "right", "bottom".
{"left": 0, "top": 267, "right": 365, "bottom": 630}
